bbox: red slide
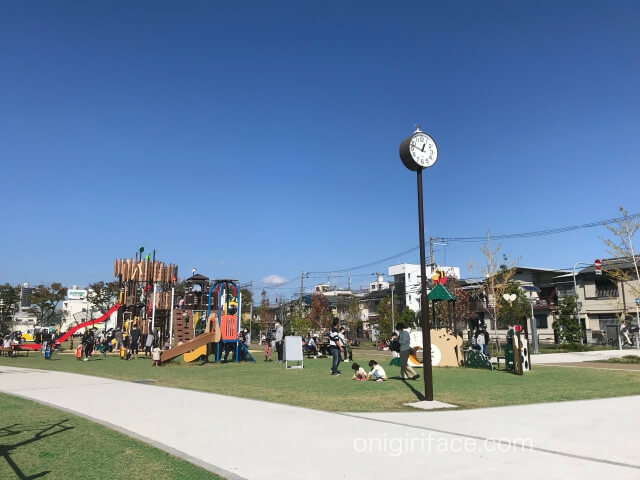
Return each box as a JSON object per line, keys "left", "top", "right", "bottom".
{"left": 18, "top": 303, "right": 121, "bottom": 351}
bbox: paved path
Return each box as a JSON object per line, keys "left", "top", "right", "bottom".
{"left": 1, "top": 365, "right": 639, "bottom": 480}
{"left": 529, "top": 349, "right": 638, "bottom": 364}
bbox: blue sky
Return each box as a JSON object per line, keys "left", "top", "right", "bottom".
{"left": 1, "top": 1, "right": 638, "bottom": 300}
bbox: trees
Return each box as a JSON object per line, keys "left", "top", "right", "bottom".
{"left": 469, "top": 232, "right": 516, "bottom": 349}
{"left": 602, "top": 207, "right": 640, "bottom": 299}
{"left": 87, "top": 281, "right": 120, "bottom": 315}
{"left": 341, "top": 297, "right": 361, "bottom": 337}
{"left": 240, "top": 287, "right": 260, "bottom": 334}
{"left": 431, "top": 278, "right": 474, "bottom": 333}
{"left": 259, "top": 290, "right": 274, "bottom": 334}
{"left": 399, "top": 306, "right": 415, "bottom": 330}
{"left": 552, "top": 295, "right": 582, "bottom": 345}
{"left": 308, "top": 293, "right": 330, "bottom": 331}
{"left": 376, "top": 296, "right": 393, "bottom": 339}
{"left": 496, "top": 280, "right": 531, "bottom": 329}
{"left": 28, "top": 283, "right": 67, "bottom": 327}
{"left": 0, "top": 283, "right": 20, "bottom": 334}
{"left": 290, "top": 304, "right": 311, "bottom": 336}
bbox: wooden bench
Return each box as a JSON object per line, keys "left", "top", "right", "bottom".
{"left": 0, "top": 346, "right": 30, "bottom": 357}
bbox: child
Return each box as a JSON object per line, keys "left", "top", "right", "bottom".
{"left": 264, "top": 338, "right": 272, "bottom": 361}
{"left": 351, "top": 362, "right": 367, "bottom": 381}
{"left": 151, "top": 344, "right": 161, "bottom": 366}
{"left": 367, "top": 360, "right": 387, "bottom": 382}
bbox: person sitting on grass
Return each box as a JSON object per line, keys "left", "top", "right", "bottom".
{"left": 351, "top": 362, "right": 367, "bottom": 381}
{"left": 367, "top": 360, "right": 387, "bottom": 382}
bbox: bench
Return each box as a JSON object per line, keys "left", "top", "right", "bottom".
{"left": 495, "top": 356, "right": 505, "bottom": 369}
{"left": 0, "top": 346, "right": 30, "bottom": 357}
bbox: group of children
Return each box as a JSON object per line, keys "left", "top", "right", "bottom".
{"left": 351, "top": 360, "right": 387, "bottom": 382}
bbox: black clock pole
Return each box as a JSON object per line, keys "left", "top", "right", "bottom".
{"left": 416, "top": 167, "right": 434, "bottom": 401}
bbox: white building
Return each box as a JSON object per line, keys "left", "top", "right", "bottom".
{"left": 314, "top": 284, "right": 353, "bottom": 297}
{"left": 369, "top": 273, "right": 389, "bottom": 293}
{"left": 388, "top": 263, "right": 461, "bottom": 313}
{"left": 61, "top": 286, "right": 117, "bottom": 333}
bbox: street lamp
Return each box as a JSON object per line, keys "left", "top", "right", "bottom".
{"left": 521, "top": 285, "right": 541, "bottom": 354}
{"left": 391, "top": 283, "right": 395, "bottom": 333}
{"left": 635, "top": 297, "right": 640, "bottom": 351}
{"left": 502, "top": 293, "right": 517, "bottom": 327}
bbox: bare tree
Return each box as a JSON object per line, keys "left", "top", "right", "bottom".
{"left": 469, "top": 231, "right": 516, "bottom": 351}
{"left": 602, "top": 207, "right": 640, "bottom": 299}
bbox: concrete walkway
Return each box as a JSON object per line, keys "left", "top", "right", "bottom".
{"left": 529, "top": 348, "right": 638, "bottom": 364}
{"left": 1, "top": 364, "right": 639, "bottom": 480}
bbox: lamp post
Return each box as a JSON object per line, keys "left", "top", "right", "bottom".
{"left": 399, "top": 125, "right": 438, "bottom": 401}
{"left": 635, "top": 298, "right": 640, "bottom": 351}
{"left": 521, "top": 285, "right": 541, "bottom": 354}
{"left": 502, "top": 293, "right": 516, "bottom": 327}
{"left": 391, "top": 283, "right": 395, "bottom": 333}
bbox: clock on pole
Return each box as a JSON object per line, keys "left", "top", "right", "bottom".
{"left": 399, "top": 125, "right": 438, "bottom": 171}
{"left": 398, "top": 125, "right": 439, "bottom": 402}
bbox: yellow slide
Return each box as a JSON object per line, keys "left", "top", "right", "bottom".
{"left": 160, "top": 332, "right": 217, "bottom": 364}
{"left": 183, "top": 345, "right": 208, "bottom": 363}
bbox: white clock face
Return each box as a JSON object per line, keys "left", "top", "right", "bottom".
{"left": 409, "top": 133, "right": 438, "bottom": 168}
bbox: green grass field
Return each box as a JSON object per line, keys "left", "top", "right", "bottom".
{"left": 0, "top": 393, "right": 221, "bottom": 480}
{"left": 2, "top": 347, "right": 640, "bottom": 411}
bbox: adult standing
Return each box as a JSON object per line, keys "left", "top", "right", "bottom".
{"left": 475, "top": 324, "right": 490, "bottom": 357}
{"left": 274, "top": 320, "right": 284, "bottom": 363}
{"left": 130, "top": 323, "right": 141, "bottom": 359}
{"left": 144, "top": 330, "right": 155, "bottom": 358}
{"left": 82, "top": 329, "right": 94, "bottom": 360}
{"left": 114, "top": 327, "right": 124, "bottom": 351}
{"left": 397, "top": 323, "right": 419, "bottom": 380}
{"left": 339, "top": 327, "right": 352, "bottom": 362}
{"left": 329, "top": 318, "right": 343, "bottom": 376}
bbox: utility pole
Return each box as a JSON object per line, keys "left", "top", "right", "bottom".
{"left": 249, "top": 282, "right": 254, "bottom": 342}
{"left": 391, "top": 283, "right": 396, "bottom": 333}
{"left": 429, "top": 235, "right": 435, "bottom": 267}
{"left": 299, "top": 272, "right": 306, "bottom": 305}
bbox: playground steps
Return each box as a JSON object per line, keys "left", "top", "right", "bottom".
{"left": 173, "top": 309, "right": 193, "bottom": 344}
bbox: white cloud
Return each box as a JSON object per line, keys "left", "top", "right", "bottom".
{"left": 262, "top": 274, "right": 288, "bottom": 287}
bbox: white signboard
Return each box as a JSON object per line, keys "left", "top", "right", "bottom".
{"left": 284, "top": 335, "right": 303, "bottom": 369}
{"left": 68, "top": 289, "right": 88, "bottom": 301}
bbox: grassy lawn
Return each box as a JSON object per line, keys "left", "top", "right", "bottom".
{"left": 0, "top": 393, "right": 221, "bottom": 480}
{"left": 2, "top": 348, "right": 640, "bottom": 411}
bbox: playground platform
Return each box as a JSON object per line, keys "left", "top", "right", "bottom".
{"left": 0, "top": 364, "right": 638, "bottom": 480}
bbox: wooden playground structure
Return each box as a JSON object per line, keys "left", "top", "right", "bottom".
{"left": 113, "top": 253, "right": 178, "bottom": 339}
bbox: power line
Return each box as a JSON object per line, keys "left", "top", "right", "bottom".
{"left": 304, "top": 212, "right": 638, "bottom": 276}
{"left": 308, "top": 246, "right": 418, "bottom": 275}
{"left": 441, "top": 213, "right": 639, "bottom": 243}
